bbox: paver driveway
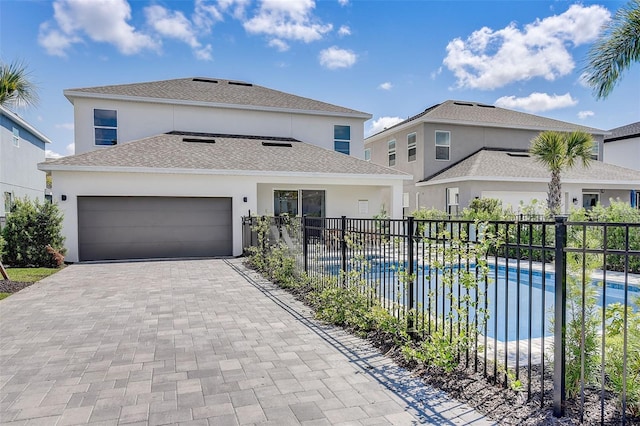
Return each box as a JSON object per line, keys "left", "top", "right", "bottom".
{"left": 0, "top": 259, "right": 493, "bottom": 425}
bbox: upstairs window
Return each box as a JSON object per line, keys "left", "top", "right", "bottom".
{"left": 94, "top": 109, "right": 118, "bottom": 146}
{"left": 334, "top": 125, "right": 350, "bottom": 155}
{"left": 388, "top": 140, "right": 396, "bottom": 166}
{"left": 364, "top": 148, "right": 371, "bottom": 161}
{"left": 591, "top": 141, "right": 599, "bottom": 160}
{"left": 407, "top": 132, "right": 416, "bottom": 162}
{"left": 12, "top": 127, "right": 19, "bottom": 147}
{"left": 435, "top": 130, "right": 450, "bottom": 161}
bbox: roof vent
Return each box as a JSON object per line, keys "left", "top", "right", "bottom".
{"left": 228, "top": 81, "right": 253, "bottom": 87}
{"left": 477, "top": 104, "right": 496, "bottom": 108}
{"left": 507, "top": 152, "right": 530, "bottom": 157}
{"left": 453, "top": 101, "right": 474, "bottom": 106}
{"left": 193, "top": 78, "right": 218, "bottom": 83}
{"left": 183, "top": 137, "right": 216, "bottom": 143}
{"left": 262, "top": 141, "right": 292, "bottom": 147}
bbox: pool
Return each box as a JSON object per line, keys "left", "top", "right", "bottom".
{"left": 348, "top": 260, "right": 639, "bottom": 342}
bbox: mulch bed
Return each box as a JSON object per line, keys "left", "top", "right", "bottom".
{"left": 0, "top": 280, "right": 35, "bottom": 294}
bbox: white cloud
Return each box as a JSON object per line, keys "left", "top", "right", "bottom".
{"left": 55, "top": 122, "right": 74, "bottom": 130}
{"left": 193, "top": 0, "right": 223, "bottom": 30}
{"left": 45, "top": 149, "right": 64, "bottom": 159}
{"left": 39, "top": 0, "right": 159, "bottom": 56}
{"left": 338, "top": 0, "right": 349, "bottom": 5}
{"left": 379, "top": 82, "right": 393, "bottom": 91}
{"left": 495, "top": 92, "right": 578, "bottom": 112}
{"left": 144, "top": 5, "right": 212, "bottom": 60}
{"left": 66, "top": 143, "right": 75, "bottom": 155}
{"left": 268, "top": 39, "right": 290, "bottom": 51}
{"left": 443, "top": 4, "right": 610, "bottom": 90}
{"left": 319, "top": 46, "right": 356, "bottom": 69}
{"left": 218, "top": 0, "right": 251, "bottom": 20}
{"left": 338, "top": 25, "right": 351, "bottom": 36}
{"left": 578, "top": 110, "right": 595, "bottom": 120}
{"left": 430, "top": 66, "right": 442, "bottom": 80}
{"left": 244, "top": 0, "right": 333, "bottom": 46}
{"left": 366, "top": 116, "right": 404, "bottom": 137}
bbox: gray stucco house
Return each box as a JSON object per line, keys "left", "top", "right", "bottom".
{"left": 1, "top": 105, "right": 51, "bottom": 219}
{"left": 365, "top": 100, "right": 640, "bottom": 214}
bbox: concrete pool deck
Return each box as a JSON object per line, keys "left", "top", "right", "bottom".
{"left": 0, "top": 258, "right": 494, "bottom": 425}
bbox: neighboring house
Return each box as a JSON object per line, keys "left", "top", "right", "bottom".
{"left": 365, "top": 100, "right": 640, "bottom": 214}
{"left": 603, "top": 121, "right": 640, "bottom": 208}
{"left": 40, "top": 78, "right": 410, "bottom": 262}
{"left": 604, "top": 121, "right": 640, "bottom": 171}
{"left": 1, "top": 105, "right": 50, "bottom": 219}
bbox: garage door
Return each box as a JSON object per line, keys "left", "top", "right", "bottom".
{"left": 78, "top": 196, "right": 232, "bottom": 261}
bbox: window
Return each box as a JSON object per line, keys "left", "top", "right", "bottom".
{"left": 407, "top": 133, "right": 417, "bottom": 162}
{"left": 435, "top": 131, "right": 450, "bottom": 161}
{"left": 364, "top": 148, "right": 371, "bottom": 161}
{"left": 334, "top": 125, "right": 350, "bottom": 155}
{"left": 4, "top": 192, "right": 12, "bottom": 213}
{"left": 388, "top": 140, "right": 396, "bottom": 166}
{"left": 446, "top": 187, "right": 459, "bottom": 216}
{"left": 591, "top": 141, "right": 599, "bottom": 160}
{"left": 274, "top": 190, "right": 299, "bottom": 216}
{"left": 582, "top": 193, "right": 599, "bottom": 210}
{"left": 12, "top": 127, "right": 19, "bottom": 147}
{"left": 273, "top": 190, "right": 325, "bottom": 217}
{"left": 94, "top": 109, "right": 117, "bottom": 146}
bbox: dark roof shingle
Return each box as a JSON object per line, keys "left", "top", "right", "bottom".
{"left": 421, "top": 148, "right": 640, "bottom": 184}
{"left": 41, "top": 132, "right": 408, "bottom": 177}
{"left": 64, "top": 78, "right": 370, "bottom": 118}
{"left": 367, "top": 100, "right": 605, "bottom": 138}
{"left": 605, "top": 121, "right": 640, "bottom": 142}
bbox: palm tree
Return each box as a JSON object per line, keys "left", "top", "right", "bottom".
{"left": 530, "top": 131, "right": 595, "bottom": 215}
{"left": 0, "top": 60, "right": 38, "bottom": 108}
{"left": 584, "top": 0, "right": 640, "bottom": 99}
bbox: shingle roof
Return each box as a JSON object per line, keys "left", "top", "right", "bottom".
{"left": 64, "top": 77, "right": 370, "bottom": 118}
{"left": 40, "top": 131, "right": 409, "bottom": 178}
{"left": 605, "top": 121, "right": 640, "bottom": 142}
{"left": 367, "top": 100, "right": 605, "bottom": 138}
{"left": 420, "top": 148, "right": 640, "bottom": 184}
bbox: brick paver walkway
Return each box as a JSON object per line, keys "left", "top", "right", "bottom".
{"left": 0, "top": 259, "right": 494, "bottom": 425}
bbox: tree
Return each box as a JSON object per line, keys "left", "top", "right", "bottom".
{"left": 530, "top": 131, "right": 595, "bottom": 215}
{"left": 584, "top": 0, "right": 640, "bottom": 99}
{"left": 0, "top": 59, "right": 38, "bottom": 108}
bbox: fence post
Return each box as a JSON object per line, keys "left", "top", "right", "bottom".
{"left": 406, "top": 216, "right": 417, "bottom": 338}
{"left": 341, "top": 215, "right": 347, "bottom": 287}
{"left": 553, "top": 215, "right": 568, "bottom": 418}
{"left": 303, "top": 215, "right": 308, "bottom": 273}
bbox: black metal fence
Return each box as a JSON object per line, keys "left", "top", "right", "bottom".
{"left": 242, "top": 215, "right": 640, "bottom": 424}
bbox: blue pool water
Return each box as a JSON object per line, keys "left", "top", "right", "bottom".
{"left": 347, "top": 261, "right": 639, "bottom": 342}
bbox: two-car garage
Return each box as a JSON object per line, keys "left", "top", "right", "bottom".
{"left": 77, "top": 196, "right": 232, "bottom": 261}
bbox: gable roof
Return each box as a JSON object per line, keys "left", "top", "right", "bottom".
{"left": 40, "top": 131, "right": 409, "bottom": 179}
{"left": 605, "top": 121, "right": 640, "bottom": 142}
{"left": 366, "top": 100, "right": 606, "bottom": 139}
{"left": 418, "top": 148, "right": 640, "bottom": 186}
{"left": 64, "top": 77, "right": 371, "bottom": 119}
{"left": 0, "top": 105, "right": 51, "bottom": 144}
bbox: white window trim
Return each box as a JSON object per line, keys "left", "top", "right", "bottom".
{"left": 364, "top": 148, "right": 371, "bottom": 161}
{"left": 12, "top": 127, "right": 19, "bottom": 147}
{"left": 94, "top": 109, "right": 118, "bottom": 147}
{"left": 435, "top": 130, "right": 450, "bottom": 161}
{"left": 388, "top": 139, "right": 396, "bottom": 167}
{"left": 334, "top": 125, "right": 351, "bottom": 155}
{"left": 407, "top": 132, "right": 417, "bottom": 162}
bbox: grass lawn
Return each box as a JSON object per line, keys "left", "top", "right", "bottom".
{"left": 0, "top": 267, "right": 62, "bottom": 300}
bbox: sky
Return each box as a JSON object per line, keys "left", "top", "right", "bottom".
{"left": 1, "top": 0, "right": 639, "bottom": 159}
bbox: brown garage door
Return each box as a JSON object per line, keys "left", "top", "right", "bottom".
{"left": 78, "top": 196, "right": 232, "bottom": 261}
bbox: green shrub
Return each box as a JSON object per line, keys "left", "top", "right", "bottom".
{"left": 1, "top": 198, "right": 65, "bottom": 267}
